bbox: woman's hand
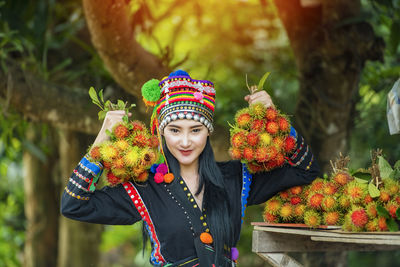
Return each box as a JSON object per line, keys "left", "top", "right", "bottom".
{"left": 244, "top": 90, "right": 275, "bottom": 108}
{"left": 92, "top": 110, "right": 130, "bottom": 146}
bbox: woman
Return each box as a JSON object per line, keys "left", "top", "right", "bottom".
{"left": 61, "top": 70, "right": 319, "bottom": 266}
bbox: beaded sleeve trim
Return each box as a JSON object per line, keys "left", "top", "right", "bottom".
{"left": 241, "top": 164, "right": 253, "bottom": 225}
{"left": 122, "top": 182, "right": 166, "bottom": 266}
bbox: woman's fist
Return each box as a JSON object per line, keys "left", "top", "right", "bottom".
{"left": 93, "top": 110, "right": 130, "bottom": 145}
{"left": 244, "top": 90, "right": 275, "bottom": 108}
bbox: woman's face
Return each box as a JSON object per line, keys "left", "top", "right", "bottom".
{"left": 163, "top": 119, "right": 209, "bottom": 168}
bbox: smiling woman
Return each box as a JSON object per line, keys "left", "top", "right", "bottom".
{"left": 61, "top": 70, "right": 320, "bottom": 266}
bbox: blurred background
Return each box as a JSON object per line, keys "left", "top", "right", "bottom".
{"left": 0, "top": 0, "right": 400, "bottom": 266}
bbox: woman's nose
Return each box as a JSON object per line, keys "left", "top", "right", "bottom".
{"left": 181, "top": 133, "right": 191, "bottom": 147}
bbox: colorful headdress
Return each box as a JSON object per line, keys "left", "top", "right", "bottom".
{"left": 141, "top": 70, "right": 216, "bottom": 134}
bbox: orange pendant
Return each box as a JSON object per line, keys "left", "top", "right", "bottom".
{"left": 200, "top": 232, "right": 213, "bottom": 244}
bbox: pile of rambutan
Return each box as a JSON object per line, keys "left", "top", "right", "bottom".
{"left": 89, "top": 120, "right": 161, "bottom": 186}
{"left": 263, "top": 153, "right": 400, "bottom": 232}
{"left": 229, "top": 103, "right": 296, "bottom": 173}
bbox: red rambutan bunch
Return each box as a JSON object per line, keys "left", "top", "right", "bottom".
{"left": 89, "top": 146, "right": 102, "bottom": 161}
{"left": 349, "top": 207, "right": 368, "bottom": 228}
{"left": 130, "top": 120, "right": 145, "bottom": 132}
{"left": 332, "top": 171, "right": 352, "bottom": 186}
{"left": 263, "top": 212, "right": 278, "bottom": 223}
{"left": 246, "top": 132, "right": 259, "bottom": 147}
{"left": 265, "top": 107, "right": 278, "bottom": 121}
{"left": 113, "top": 123, "right": 130, "bottom": 139}
{"left": 251, "top": 119, "right": 265, "bottom": 132}
{"left": 236, "top": 112, "right": 252, "bottom": 128}
{"left": 231, "top": 131, "right": 247, "bottom": 148}
{"left": 284, "top": 136, "right": 296, "bottom": 153}
{"left": 378, "top": 216, "right": 388, "bottom": 231}
{"left": 243, "top": 147, "right": 255, "bottom": 161}
{"left": 307, "top": 193, "right": 324, "bottom": 210}
{"left": 385, "top": 201, "right": 399, "bottom": 218}
{"left": 106, "top": 171, "right": 122, "bottom": 186}
{"left": 289, "top": 186, "right": 303, "bottom": 196}
{"left": 310, "top": 178, "right": 325, "bottom": 192}
{"left": 277, "top": 116, "right": 290, "bottom": 132}
{"left": 323, "top": 182, "right": 338, "bottom": 195}
{"left": 265, "top": 121, "right": 279, "bottom": 135}
{"left": 290, "top": 196, "right": 302, "bottom": 205}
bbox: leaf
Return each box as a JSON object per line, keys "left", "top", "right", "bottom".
{"left": 89, "top": 87, "right": 99, "bottom": 104}
{"left": 117, "top": 100, "right": 125, "bottom": 110}
{"left": 396, "top": 207, "right": 400, "bottom": 220}
{"left": 354, "top": 177, "right": 369, "bottom": 184}
{"left": 394, "top": 160, "right": 400, "bottom": 170}
{"left": 257, "top": 72, "right": 271, "bottom": 91}
{"left": 104, "top": 100, "right": 111, "bottom": 111}
{"left": 368, "top": 182, "right": 381, "bottom": 198}
{"left": 122, "top": 115, "right": 129, "bottom": 124}
{"left": 352, "top": 170, "right": 371, "bottom": 181}
{"left": 99, "top": 89, "right": 104, "bottom": 103}
{"left": 98, "top": 110, "right": 107, "bottom": 120}
{"left": 378, "top": 156, "right": 393, "bottom": 179}
{"left": 389, "top": 169, "right": 400, "bottom": 180}
{"left": 377, "top": 205, "right": 390, "bottom": 219}
{"left": 387, "top": 218, "right": 399, "bottom": 232}
{"left": 105, "top": 129, "right": 112, "bottom": 137}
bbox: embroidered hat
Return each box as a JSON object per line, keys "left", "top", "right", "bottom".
{"left": 142, "top": 70, "right": 216, "bottom": 134}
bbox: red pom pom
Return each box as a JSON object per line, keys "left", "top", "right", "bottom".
{"left": 154, "top": 173, "right": 164, "bottom": 183}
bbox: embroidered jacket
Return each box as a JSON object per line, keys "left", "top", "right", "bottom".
{"left": 61, "top": 130, "right": 319, "bottom": 266}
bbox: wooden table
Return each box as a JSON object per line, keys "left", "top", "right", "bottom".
{"left": 251, "top": 222, "right": 400, "bottom": 267}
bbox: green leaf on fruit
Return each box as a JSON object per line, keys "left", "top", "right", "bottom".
{"left": 387, "top": 218, "right": 399, "bottom": 232}
{"left": 122, "top": 115, "right": 129, "bottom": 124}
{"left": 352, "top": 170, "right": 371, "bottom": 181}
{"left": 377, "top": 205, "right": 390, "bottom": 219}
{"left": 354, "top": 177, "right": 368, "bottom": 184}
{"left": 389, "top": 169, "right": 400, "bottom": 180}
{"left": 378, "top": 156, "right": 393, "bottom": 179}
{"left": 368, "top": 182, "right": 380, "bottom": 198}
{"left": 258, "top": 72, "right": 271, "bottom": 91}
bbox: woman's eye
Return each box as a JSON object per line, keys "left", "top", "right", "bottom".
{"left": 192, "top": 128, "right": 201, "bottom": 133}
{"left": 170, "top": 128, "right": 179, "bottom": 133}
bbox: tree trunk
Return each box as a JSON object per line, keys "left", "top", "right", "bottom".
{"left": 274, "top": 0, "right": 384, "bottom": 172}
{"left": 57, "top": 129, "right": 103, "bottom": 267}
{"left": 23, "top": 125, "right": 60, "bottom": 267}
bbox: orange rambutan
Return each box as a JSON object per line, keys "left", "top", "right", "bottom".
{"left": 136, "top": 171, "right": 149, "bottom": 182}
{"left": 141, "top": 150, "right": 156, "bottom": 167}
{"left": 231, "top": 131, "right": 247, "bottom": 148}
{"left": 279, "top": 190, "right": 290, "bottom": 200}
{"left": 246, "top": 132, "right": 259, "bottom": 147}
{"left": 365, "top": 219, "right": 379, "bottom": 232}
{"left": 272, "top": 136, "right": 285, "bottom": 150}
{"left": 124, "top": 147, "right": 140, "bottom": 167}
{"left": 265, "top": 198, "right": 282, "bottom": 215}
{"left": 338, "top": 195, "right": 351, "bottom": 210}
{"left": 251, "top": 119, "right": 265, "bottom": 132}
{"left": 279, "top": 203, "right": 293, "bottom": 221}
{"left": 236, "top": 113, "right": 252, "bottom": 128}
{"left": 132, "top": 133, "right": 148, "bottom": 147}
{"left": 277, "top": 116, "right": 290, "bottom": 132}
{"left": 384, "top": 180, "right": 400, "bottom": 196}
{"left": 366, "top": 202, "right": 378, "bottom": 219}
{"left": 249, "top": 103, "right": 266, "bottom": 119}
{"left": 243, "top": 147, "right": 255, "bottom": 161}
{"left": 308, "top": 193, "right": 324, "bottom": 209}
{"left": 259, "top": 133, "right": 272, "bottom": 146}
{"left": 100, "top": 143, "right": 119, "bottom": 162}
{"left": 386, "top": 201, "right": 399, "bottom": 218}
{"left": 112, "top": 157, "right": 125, "bottom": 169}
{"left": 112, "top": 168, "right": 128, "bottom": 179}
{"left": 322, "top": 196, "right": 337, "bottom": 211}
{"left": 265, "top": 121, "right": 279, "bottom": 135}
{"left": 247, "top": 162, "right": 263, "bottom": 173}
{"left": 310, "top": 178, "right": 325, "bottom": 192}
{"left": 284, "top": 136, "right": 296, "bottom": 153}
{"left": 378, "top": 216, "right": 388, "bottom": 231}
{"left": 113, "top": 123, "right": 130, "bottom": 139}
{"left": 294, "top": 204, "right": 306, "bottom": 218}
{"left": 304, "top": 210, "right": 321, "bottom": 228}
{"left": 364, "top": 194, "right": 373, "bottom": 204}
{"left": 263, "top": 212, "right": 278, "bottom": 223}
{"left": 324, "top": 211, "right": 341, "bottom": 225}
{"left": 323, "top": 182, "right": 338, "bottom": 195}
{"left": 275, "top": 153, "right": 285, "bottom": 167}
{"left": 265, "top": 107, "right": 278, "bottom": 121}
{"left": 103, "top": 161, "right": 112, "bottom": 170}
{"left": 106, "top": 171, "right": 121, "bottom": 186}
{"left": 332, "top": 171, "right": 352, "bottom": 186}
{"left": 265, "top": 160, "right": 278, "bottom": 170}
{"left": 379, "top": 189, "right": 391, "bottom": 203}
{"left": 350, "top": 207, "right": 368, "bottom": 228}
{"left": 290, "top": 196, "right": 302, "bottom": 205}
{"left": 131, "top": 120, "right": 145, "bottom": 132}
{"left": 395, "top": 196, "right": 400, "bottom": 205}
{"left": 230, "top": 148, "right": 242, "bottom": 160}
{"left": 290, "top": 186, "right": 303, "bottom": 196}
{"left": 255, "top": 147, "right": 269, "bottom": 162}
{"left": 89, "top": 146, "right": 102, "bottom": 161}
{"left": 345, "top": 181, "right": 367, "bottom": 204}
{"left": 115, "top": 139, "right": 130, "bottom": 151}
{"left": 149, "top": 136, "right": 159, "bottom": 148}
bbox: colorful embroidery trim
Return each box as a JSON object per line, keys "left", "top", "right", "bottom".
{"left": 123, "top": 182, "right": 165, "bottom": 265}
{"left": 241, "top": 164, "right": 253, "bottom": 225}
{"left": 64, "top": 186, "right": 90, "bottom": 201}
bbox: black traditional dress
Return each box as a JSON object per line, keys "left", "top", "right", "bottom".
{"left": 61, "top": 130, "right": 319, "bottom": 266}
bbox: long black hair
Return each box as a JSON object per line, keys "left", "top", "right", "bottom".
{"left": 163, "top": 136, "right": 234, "bottom": 263}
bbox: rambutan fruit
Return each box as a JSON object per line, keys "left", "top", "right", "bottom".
{"left": 112, "top": 157, "right": 125, "bottom": 169}
{"left": 132, "top": 133, "right": 148, "bottom": 147}
{"left": 249, "top": 103, "right": 266, "bottom": 119}
{"left": 338, "top": 195, "right": 351, "bottom": 210}
{"left": 136, "top": 171, "right": 149, "bottom": 182}
{"left": 322, "top": 196, "right": 337, "bottom": 211}
{"left": 308, "top": 193, "right": 324, "bottom": 209}
{"left": 272, "top": 136, "right": 285, "bottom": 150}
{"left": 290, "top": 186, "right": 303, "bottom": 196}
{"left": 247, "top": 162, "right": 263, "bottom": 173}
{"left": 350, "top": 207, "right": 368, "bottom": 228}
{"left": 124, "top": 147, "right": 140, "bottom": 167}
{"left": 89, "top": 146, "right": 102, "bottom": 161}
{"left": 251, "top": 119, "right": 265, "bottom": 132}
{"left": 263, "top": 212, "right": 278, "bottom": 223}
{"left": 379, "top": 189, "right": 391, "bottom": 203}
{"left": 112, "top": 168, "right": 128, "bottom": 179}
{"left": 229, "top": 148, "right": 242, "bottom": 160}
{"left": 106, "top": 171, "right": 121, "bottom": 186}
{"left": 131, "top": 120, "right": 145, "bottom": 132}
{"left": 277, "top": 116, "right": 290, "bottom": 132}
{"left": 342, "top": 218, "right": 353, "bottom": 232}
{"left": 149, "top": 136, "right": 159, "bottom": 148}
{"left": 304, "top": 210, "right": 321, "bottom": 228}
{"left": 265, "top": 121, "right": 279, "bottom": 135}
{"left": 332, "top": 171, "right": 352, "bottom": 186}
{"left": 384, "top": 179, "right": 400, "bottom": 196}
{"left": 265, "top": 160, "right": 278, "bottom": 170}
{"left": 265, "top": 146, "right": 278, "bottom": 161}
{"left": 259, "top": 133, "right": 272, "bottom": 146}
{"left": 246, "top": 132, "right": 259, "bottom": 147}
{"left": 264, "top": 198, "right": 282, "bottom": 215}
{"left": 231, "top": 131, "right": 247, "bottom": 148}
{"left": 103, "top": 161, "right": 112, "bottom": 170}
{"left": 141, "top": 150, "right": 156, "bottom": 167}
{"left": 345, "top": 181, "right": 367, "bottom": 204}
{"left": 284, "top": 136, "right": 296, "bottom": 153}
{"left": 115, "top": 139, "right": 130, "bottom": 151}
{"left": 265, "top": 107, "right": 278, "bottom": 121}
{"left": 324, "top": 211, "right": 341, "bottom": 225}
{"left": 365, "top": 219, "right": 379, "bottom": 232}
{"left": 100, "top": 143, "right": 119, "bottom": 162}
{"left": 255, "top": 147, "right": 269, "bottom": 162}
{"left": 279, "top": 190, "right": 290, "bottom": 200}
{"left": 236, "top": 112, "right": 252, "bottom": 128}
{"left": 386, "top": 201, "right": 399, "bottom": 218}
{"left": 243, "top": 147, "right": 255, "bottom": 161}
{"left": 378, "top": 216, "right": 388, "bottom": 231}
{"left": 279, "top": 203, "right": 293, "bottom": 221}
{"left": 323, "top": 182, "right": 338, "bottom": 195}
{"left": 310, "top": 178, "right": 325, "bottom": 192}
{"left": 113, "top": 123, "right": 130, "bottom": 139}
{"left": 395, "top": 196, "right": 400, "bottom": 205}
{"left": 275, "top": 153, "right": 285, "bottom": 167}
{"left": 366, "top": 202, "right": 378, "bottom": 219}
{"left": 294, "top": 204, "right": 306, "bottom": 218}
{"left": 290, "top": 196, "right": 302, "bottom": 205}
{"left": 364, "top": 194, "right": 373, "bottom": 204}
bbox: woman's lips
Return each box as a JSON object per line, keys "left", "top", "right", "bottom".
{"left": 179, "top": 150, "right": 193, "bottom": 156}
